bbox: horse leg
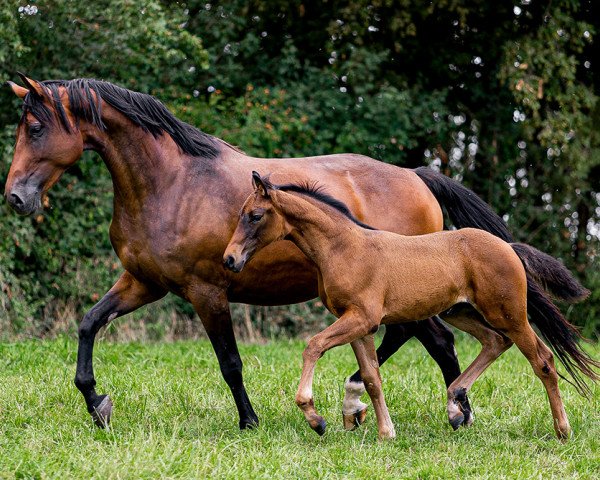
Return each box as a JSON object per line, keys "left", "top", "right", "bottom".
{"left": 442, "top": 313, "right": 513, "bottom": 430}
{"left": 505, "top": 326, "right": 571, "bottom": 440}
{"left": 190, "top": 285, "right": 259, "bottom": 430}
{"left": 413, "top": 317, "right": 473, "bottom": 424}
{"left": 74, "top": 271, "right": 166, "bottom": 427}
{"left": 296, "top": 309, "right": 378, "bottom": 436}
{"left": 350, "top": 334, "right": 396, "bottom": 439}
{"left": 343, "top": 323, "right": 415, "bottom": 430}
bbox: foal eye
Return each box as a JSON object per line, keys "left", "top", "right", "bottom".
{"left": 249, "top": 213, "right": 263, "bottom": 223}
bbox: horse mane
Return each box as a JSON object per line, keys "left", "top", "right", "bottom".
{"left": 266, "top": 179, "right": 376, "bottom": 231}
{"left": 21, "top": 78, "right": 222, "bottom": 159}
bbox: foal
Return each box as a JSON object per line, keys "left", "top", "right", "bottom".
{"left": 224, "top": 172, "right": 598, "bottom": 440}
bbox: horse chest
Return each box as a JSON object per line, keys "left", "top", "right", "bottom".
{"left": 111, "top": 226, "right": 189, "bottom": 287}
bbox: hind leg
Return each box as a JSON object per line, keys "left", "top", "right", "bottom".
{"left": 442, "top": 309, "right": 513, "bottom": 430}
{"left": 507, "top": 326, "right": 571, "bottom": 440}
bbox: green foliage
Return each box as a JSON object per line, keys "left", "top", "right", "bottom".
{"left": 0, "top": 0, "right": 599, "bottom": 335}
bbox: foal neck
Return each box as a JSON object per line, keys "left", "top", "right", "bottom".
{"left": 273, "top": 190, "right": 363, "bottom": 265}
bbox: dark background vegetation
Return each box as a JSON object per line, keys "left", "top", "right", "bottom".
{"left": 0, "top": 0, "right": 598, "bottom": 339}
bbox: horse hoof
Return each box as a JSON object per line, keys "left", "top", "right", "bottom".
{"left": 448, "top": 413, "right": 465, "bottom": 431}
{"left": 312, "top": 416, "right": 327, "bottom": 436}
{"left": 343, "top": 406, "right": 368, "bottom": 431}
{"left": 239, "top": 417, "right": 259, "bottom": 430}
{"left": 91, "top": 395, "right": 113, "bottom": 428}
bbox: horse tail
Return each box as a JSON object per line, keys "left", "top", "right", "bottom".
{"left": 511, "top": 242, "right": 590, "bottom": 303}
{"left": 414, "top": 166, "right": 514, "bottom": 242}
{"left": 511, "top": 244, "right": 598, "bottom": 397}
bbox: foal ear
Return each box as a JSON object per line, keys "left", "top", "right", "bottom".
{"left": 17, "top": 72, "right": 45, "bottom": 98}
{"left": 7, "top": 81, "right": 28, "bottom": 99}
{"left": 251, "top": 171, "right": 270, "bottom": 198}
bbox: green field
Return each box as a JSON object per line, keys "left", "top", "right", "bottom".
{"left": 0, "top": 336, "right": 598, "bottom": 479}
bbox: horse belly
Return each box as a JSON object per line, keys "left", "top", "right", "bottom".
{"left": 226, "top": 241, "right": 319, "bottom": 305}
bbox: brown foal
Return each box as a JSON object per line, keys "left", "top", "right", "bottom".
{"left": 224, "top": 173, "right": 598, "bottom": 440}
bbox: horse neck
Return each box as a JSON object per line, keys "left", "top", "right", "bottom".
{"left": 80, "top": 105, "right": 197, "bottom": 209}
{"left": 273, "top": 191, "right": 359, "bottom": 266}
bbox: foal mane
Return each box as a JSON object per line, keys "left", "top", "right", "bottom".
{"left": 269, "top": 179, "right": 376, "bottom": 231}
{"left": 22, "top": 78, "right": 222, "bottom": 159}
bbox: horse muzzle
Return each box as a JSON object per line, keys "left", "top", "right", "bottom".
{"left": 5, "top": 184, "right": 41, "bottom": 216}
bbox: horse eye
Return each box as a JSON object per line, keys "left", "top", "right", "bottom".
{"left": 29, "top": 124, "right": 43, "bottom": 137}
{"left": 249, "top": 213, "right": 263, "bottom": 223}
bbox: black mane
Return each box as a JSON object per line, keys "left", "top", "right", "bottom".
{"left": 22, "top": 78, "right": 220, "bottom": 159}
{"left": 272, "top": 180, "right": 376, "bottom": 230}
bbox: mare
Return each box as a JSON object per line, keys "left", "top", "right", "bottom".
{"left": 4, "top": 75, "right": 577, "bottom": 430}
{"left": 223, "top": 172, "right": 598, "bottom": 440}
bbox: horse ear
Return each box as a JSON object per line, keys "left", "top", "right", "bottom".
{"left": 7, "top": 81, "right": 28, "bottom": 99}
{"left": 17, "top": 72, "right": 45, "bottom": 98}
{"left": 252, "top": 171, "right": 270, "bottom": 198}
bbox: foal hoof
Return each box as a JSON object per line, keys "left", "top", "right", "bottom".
{"left": 343, "top": 406, "right": 368, "bottom": 431}
{"left": 448, "top": 412, "right": 465, "bottom": 431}
{"left": 311, "top": 416, "right": 327, "bottom": 436}
{"left": 91, "top": 395, "right": 113, "bottom": 428}
{"left": 463, "top": 410, "right": 475, "bottom": 427}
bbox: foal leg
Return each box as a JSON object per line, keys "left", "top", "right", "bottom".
{"left": 351, "top": 335, "right": 395, "bottom": 439}
{"left": 296, "top": 309, "right": 377, "bottom": 436}
{"left": 442, "top": 313, "right": 512, "bottom": 430}
{"left": 414, "top": 317, "right": 473, "bottom": 424}
{"left": 343, "top": 317, "right": 468, "bottom": 430}
{"left": 74, "top": 271, "right": 166, "bottom": 427}
{"left": 506, "top": 326, "right": 571, "bottom": 440}
{"left": 343, "top": 323, "right": 415, "bottom": 430}
{"left": 190, "top": 284, "right": 259, "bottom": 429}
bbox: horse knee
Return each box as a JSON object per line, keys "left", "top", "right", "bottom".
{"left": 220, "top": 359, "right": 243, "bottom": 386}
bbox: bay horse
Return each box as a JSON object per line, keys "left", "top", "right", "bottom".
{"left": 224, "top": 172, "right": 598, "bottom": 440}
{"left": 3, "top": 75, "right": 577, "bottom": 431}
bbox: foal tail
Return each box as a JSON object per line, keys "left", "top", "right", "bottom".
{"left": 414, "top": 166, "right": 514, "bottom": 243}
{"left": 511, "top": 243, "right": 598, "bottom": 396}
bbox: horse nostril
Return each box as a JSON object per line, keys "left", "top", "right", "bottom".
{"left": 224, "top": 255, "right": 235, "bottom": 269}
{"left": 9, "top": 192, "right": 24, "bottom": 206}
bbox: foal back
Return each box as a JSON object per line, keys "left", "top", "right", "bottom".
{"left": 357, "top": 228, "right": 527, "bottom": 323}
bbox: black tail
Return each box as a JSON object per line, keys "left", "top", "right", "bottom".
{"left": 414, "top": 166, "right": 514, "bottom": 242}
{"left": 511, "top": 245, "right": 598, "bottom": 396}
{"left": 511, "top": 242, "right": 590, "bottom": 303}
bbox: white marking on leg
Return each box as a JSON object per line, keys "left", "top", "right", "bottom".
{"left": 447, "top": 397, "right": 462, "bottom": 419}
{"left": 343, "top": 377, "right": 368, "bottom": 415}
{"left": 107, "top": 312, "right": 118, "bottom": 323}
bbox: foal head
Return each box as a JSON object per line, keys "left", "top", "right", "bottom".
{"left": 5, "top": 74, "right": 86, "bottom": 215}
{"left": 223, "top": 172, "right": 289, "bottom": 272}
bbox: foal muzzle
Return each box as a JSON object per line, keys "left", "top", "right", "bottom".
{"left": 223, "top": 253, "right": 247, "bottom": 273}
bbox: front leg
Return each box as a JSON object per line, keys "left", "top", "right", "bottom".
{"left": 74, "top": 271, "right": 166, "bottom": 427}
{"left": 190, "top": 285, "right": 258, "bottom": 429}
{"left": 343, "top": 322, "right": 417, "bottom": 430}
{"left": 296, "top": 308, "right": 378, "bottom": 436}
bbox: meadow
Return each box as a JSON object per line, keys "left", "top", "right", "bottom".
{"left": 0, "top": 334, "right": 598, "bottom": 479}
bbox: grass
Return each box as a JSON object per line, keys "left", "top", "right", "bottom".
{"left": 0, "top": 335, "right": 598, "bottom": 479}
